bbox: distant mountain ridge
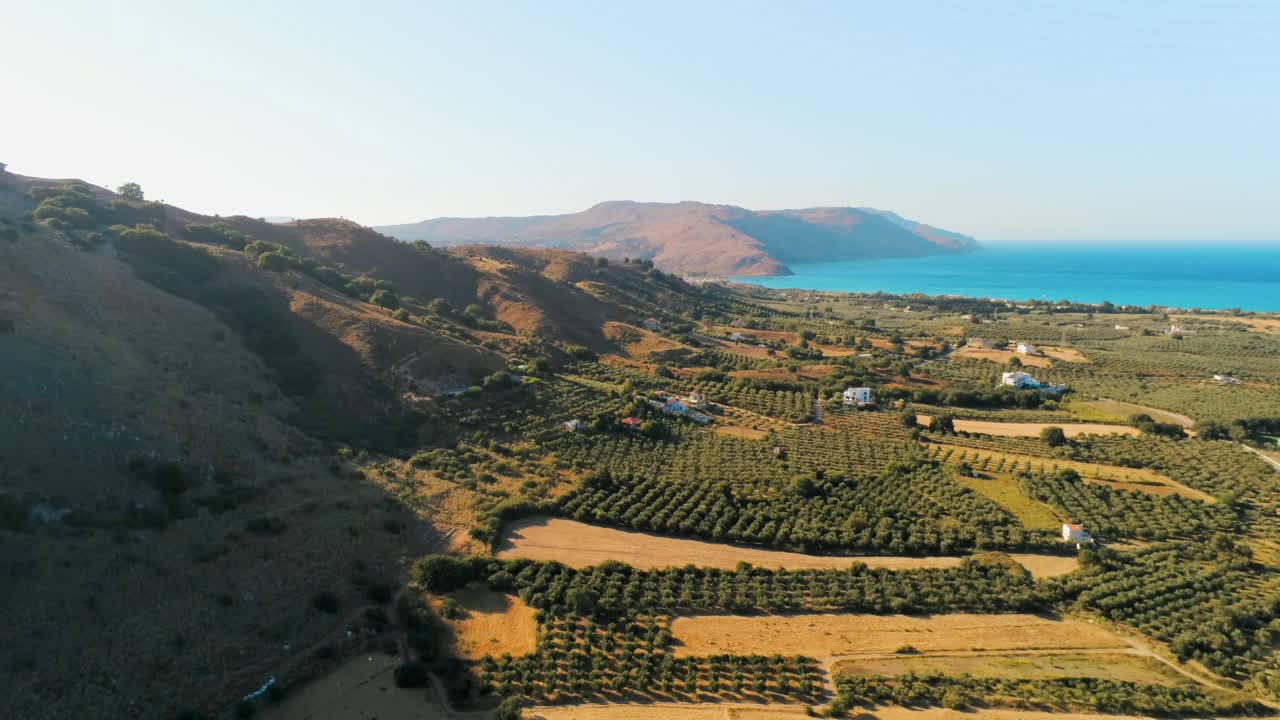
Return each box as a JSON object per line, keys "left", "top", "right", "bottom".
{"left": 375, "top": 201, "right": 978, "bottom": 276}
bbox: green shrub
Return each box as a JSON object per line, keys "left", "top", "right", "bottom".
{"left": 256, "top": 251, "right": 290, "bottom": 272}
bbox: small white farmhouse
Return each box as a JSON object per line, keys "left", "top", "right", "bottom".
{"left": 642, "top": 317, "right": 663, "bottom": 331}
{"left": 842, "top": 387, "right": 872, "bottom": 406}
{"left": 730, "top": 332, "right": 747, "bottom": 341}
{"left": 562, "top": 419, "right": 583, "bottom": 432}
{"left": 686, "top": 390, "right": 708, "bottom": 409}
{"left": 1016, "top": 342, "right": 1039, "bottom": 356}
{"left": 1062, "top": 523, "right": 1091, "bottom": 544}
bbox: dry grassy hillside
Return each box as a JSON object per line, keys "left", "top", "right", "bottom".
{"left": 0, "top": 171, "right": 720, "bottom": 719}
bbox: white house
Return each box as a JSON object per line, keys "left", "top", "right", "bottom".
{"left": 1062, "top": 523, "right": 1092, "bottom": 544}
{"left": 842, "top": 387, "right": 872, "bottom": 406}
{"left": 1214, "top": 374, "right": 1242, "bottom": 385}
{"left": 686, "top": 390, "right": 708, "bottom": 409}
{"left": 642, "top": 317, "right": 663, "bottom": 331}
{"left": 1001, "top": 371, "right": 1037, "bottom": 388}
{"left": 562, "top": 419, "right": 583, "bottom": 432}
{"left": 1114, "top": 325, "right": 1130, "bottom": 331}
{"left": 729, "top": 332, "right": 747, "bottom": 342}
{"left": 1016, "top": 342, "right": 1039, "bottom": 356}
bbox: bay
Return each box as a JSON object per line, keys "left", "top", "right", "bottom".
{"left": 733, "top": 244, "right": 1280, "bottom": 312}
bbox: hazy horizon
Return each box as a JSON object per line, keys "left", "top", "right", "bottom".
{"left": 5, "top": 1, "right": 1279, "bottom": 243}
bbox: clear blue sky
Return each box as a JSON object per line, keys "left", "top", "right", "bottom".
{"left": 5, "top": 1, "right": 1278, "bottom": 242}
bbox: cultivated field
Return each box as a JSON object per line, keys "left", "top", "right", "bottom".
{"left": 957, "top": 475, "right": 1063, "bottom": 530}
{"left": 498, "top": 516, "right": 1077, "bottom": 576}
{"left": 1071, "top": 399, "right": 1196, "bottom": 428}
{"left": 439, "top": 584, "right": 538, "bottom": 660}
{"left": 929, "top": 445, "right": 1216, "bottom": 503}
{"left": 917, "top": 415, "right": 1139, "bottom": 438}
{"left": 670, "top": 613, "right": 1128, "bottom": 659}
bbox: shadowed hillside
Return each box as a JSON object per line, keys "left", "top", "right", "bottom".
{"left": 0, "top": 170, "right": 724, "bottom": 720}
{"left": 376, "top": 200, "right": 978, "bottom": 276}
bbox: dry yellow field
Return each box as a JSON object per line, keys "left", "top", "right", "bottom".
{"left": 670, "top": 613, "right": 1127, "bottom": 658}
{"left": 439, "top": 584, "right": 538, "bottom": 660}
{"left": 264, "top": 653, "right": 449, "bottom": 720}
{"left": 498, "top": 517, "right": 1075, "bottom": 576}
{"left": 832, "top": 651, "right": 1179, "bottom": 685}
{"left": 918, "top": 415, "right": 1139, "bottom": 438}
{"left": 530, "top": 705, "right": 1164, "bottom": 720}
{"left": 931, "top": 445, "right": 1215, "bottom": 503}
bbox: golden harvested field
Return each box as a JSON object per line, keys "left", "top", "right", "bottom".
{"left": 498, "top": 517, "right": 1074, "bottom": 576}
{"left": 832, "top": 651, "right": 1179, "bottom": 686}
{"left": 439, "top": 584, "right": 538, "bottom": 660}
{"left": 529, "top": 705, "right": 1165, "bottom": 720}
{"left": 670, "top": 613, "right": 1128, "bottom": 658}
{"left": 958, "top": 475, "right": 1062, "bottom": 530}
{"left": 917, "top": 415, "right": 1139, "bottom": 438}
{"left": 930, "top": 445, "right": 1215, "bottom": 503}
{"left": 1072, "top": 399, "right": 1195, "bottom": 428}
{"left": 264, "top": 653, "right": 448, "bottom": 720}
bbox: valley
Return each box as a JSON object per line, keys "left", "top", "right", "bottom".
{"left": 2, "top": 168, "right": 1279, "bottom": 720}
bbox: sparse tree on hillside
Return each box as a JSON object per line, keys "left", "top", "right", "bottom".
{"left": 1040, "top": 426, "right": 1068, "bottom": 447}
{"left": 117, "top": 182, "right": 145, "bottom": 201}
{"left": 256, "top": 251, "right": 290, "bottom": 272}
{"left": 370, "top": 289, "right": 400, "bottom": 309}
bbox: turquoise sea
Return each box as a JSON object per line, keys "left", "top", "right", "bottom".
{"left": 733, "top": 244, "right": 1280, "bottom": 312}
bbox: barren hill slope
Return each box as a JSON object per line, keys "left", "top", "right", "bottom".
{"left": 376, "top": 200, "right": 978, "bottom": 276}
